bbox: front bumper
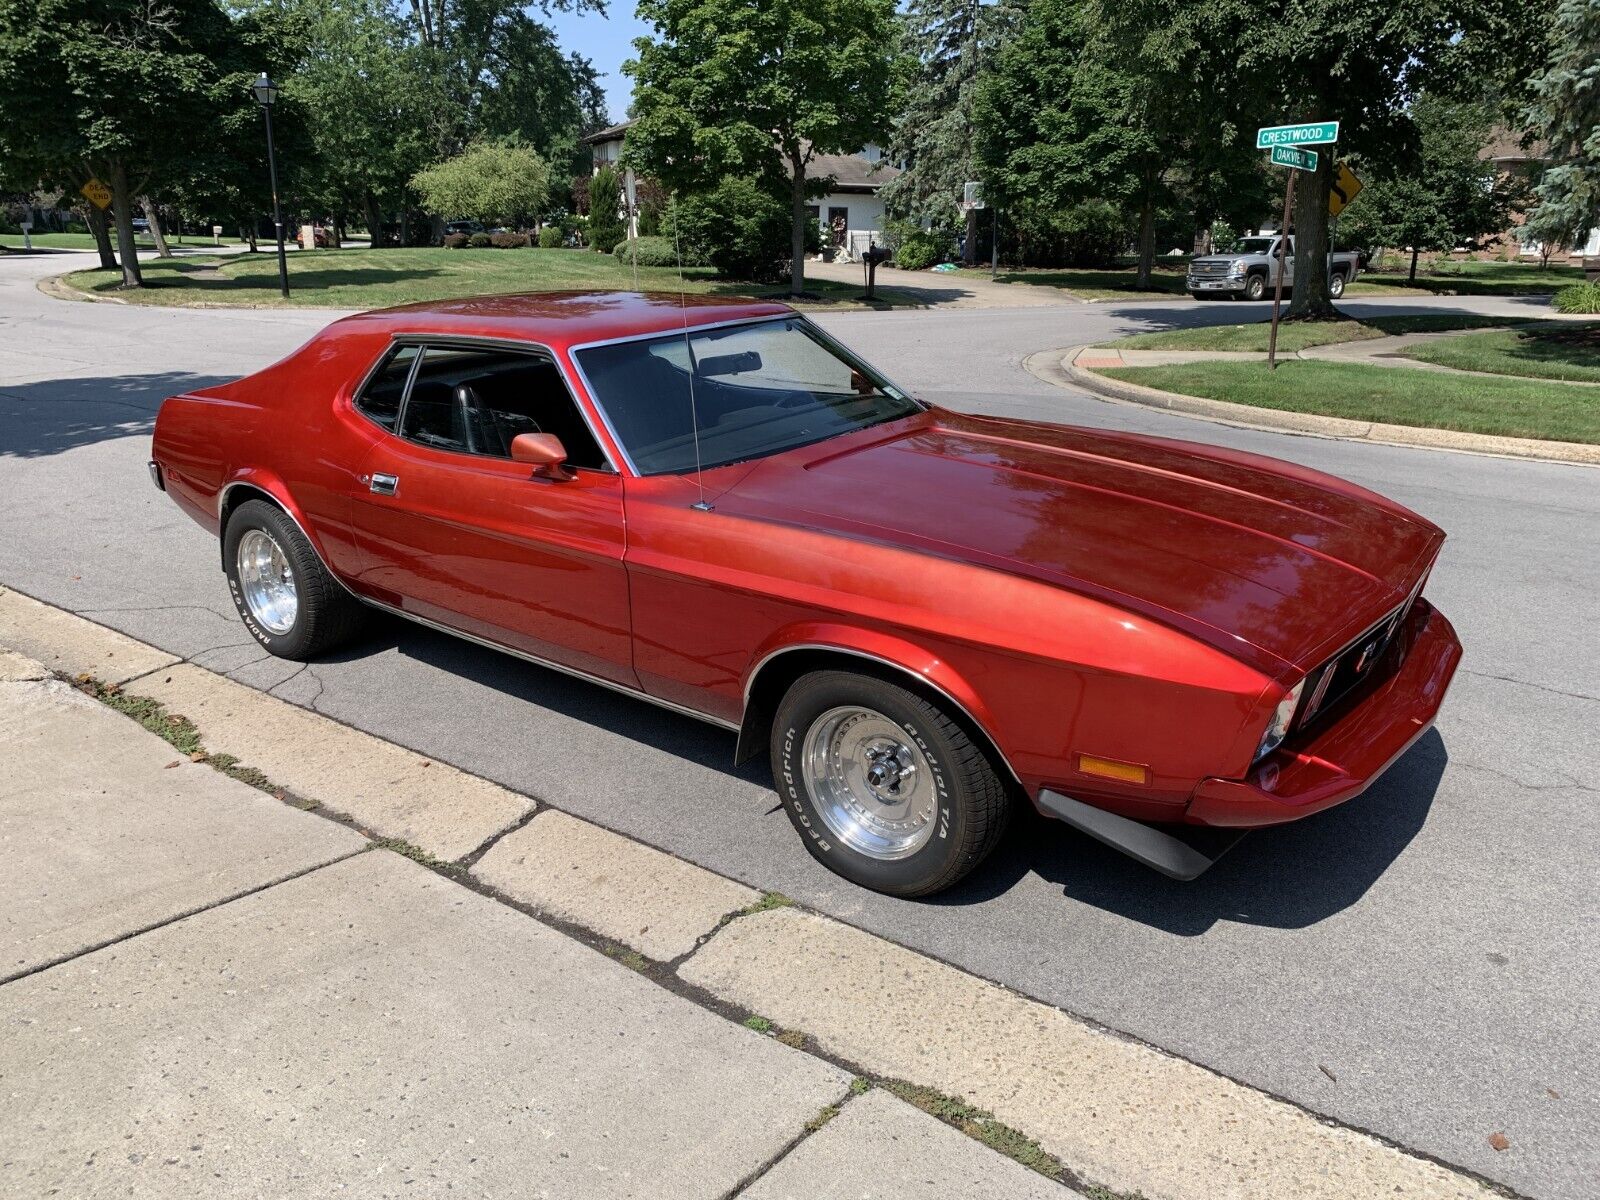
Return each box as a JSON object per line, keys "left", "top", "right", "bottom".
{"left": 1187, "top": 276, "right": 1243, "bottom": 292}
{"left": 1186, "top": 599, "right": 1460, "bottom": 827}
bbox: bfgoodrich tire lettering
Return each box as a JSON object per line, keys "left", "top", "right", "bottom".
{"left": 771, "top": 670, "right": 1011, "bottom": 897}
{"left": 223, "top": 499, "right": 365, "bottom": 660}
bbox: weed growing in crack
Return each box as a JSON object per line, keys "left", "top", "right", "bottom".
{"left": 742, "top": 1015, "right": 774, "bottom": 1034}
{"left": 804, "top": 1104, "right": 840, "bottom": 1133}
{"left": 739, "top": 891, "right": 794, "bottom": 917}
{"left": 881, "top": 1080, "right": 1065, "bottom": 1181}
{"left": 369, "top": 837, "right": 467, "bottom": 879}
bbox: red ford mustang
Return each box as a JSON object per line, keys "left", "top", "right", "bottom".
{"left": 151, "top": 292, "right": 1461, "bottom": 895}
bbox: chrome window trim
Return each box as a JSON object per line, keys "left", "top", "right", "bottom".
{"left": 361, "top": 596, "right": 741, "bottom": 732}
{"left": 742, "top": 642, "right": 1024, "bottom": 792}
{"left": 565, "top": 313, "right": 923, "bottom": 479}
{"left": 362, "top": 333, "right": 620, "bottom": 474}
{"left": 350, "top": 340, "right": 423, "bottom": 436}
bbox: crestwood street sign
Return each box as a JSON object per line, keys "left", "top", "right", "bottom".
{"left": 1269, "top": 145, "right": 1319, "bottom": 172}
{"left": 1256, "top": 121, "right": 1340, "bottom": 149}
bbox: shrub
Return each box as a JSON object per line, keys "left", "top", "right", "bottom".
{"left": 489, "top": 230, "right": 529, "bottom": 248}
{"left": 614, "top": 235, "right": 704, "bottom": 269}
{"left": 676, "top": 175, "right": 791, "bottom": 281}
{"left": 887, "top": 221, "right": 950, "bottom": 270}
{"left": 538, "top": 226, "right": 563, "bottom": 249}
{"left": 1552, "top": 282, "right": 1600, "bottom": 314}
{"left": 1012, "top": 200, "right": 1129, "bottom": 268}
{"left": 588, "top": 166, "right": 626, "bottom": 251}
{"left": 442, "top": 232, "right": 470, "bottom": 249}
{"left": 467, "top": 232, "right": 493, "bottom": 248}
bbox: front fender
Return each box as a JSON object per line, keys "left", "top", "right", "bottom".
{"left": 737, "top": 621, "right": 1009, "bottom": 778}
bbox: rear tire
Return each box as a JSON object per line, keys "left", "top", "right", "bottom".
{"left": 1329, "top": 270, "right": 1347, "bottom": 299}
{"left": 771, "top": 670, "right": 1011, "bottom": 897}
{"left": 223, "top": 499, "right": 365, "bottom": 660}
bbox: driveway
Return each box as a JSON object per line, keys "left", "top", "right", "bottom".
{"left": 1, "top": 254, "right": 1594, "bottom": 1199}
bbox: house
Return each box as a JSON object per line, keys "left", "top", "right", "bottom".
{"left": 1479, "top": 129, "right": 1599, "bottom": 264}
{"left": 582, "top": 121, "right": 900, "bottom": 259}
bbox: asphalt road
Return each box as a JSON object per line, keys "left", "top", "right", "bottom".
{"left": 2, "top": 253, "right": 1595, "bottom": 1199}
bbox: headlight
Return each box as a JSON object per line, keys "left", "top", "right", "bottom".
{"left": 1228, "top": 259, "right": 1247, "bottom": 277}
{"left": 1255, "top": 679, "right": 1305, "bottom": 761}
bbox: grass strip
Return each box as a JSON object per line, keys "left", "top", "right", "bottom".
{"left": 1397, "top": 323, "right": 1600, "bottom": 383}
{"left": 1099, "top": 359, "right": 1600, "bottom": 444}
{"left": 1101, "top": 313, "right": 1515, "bottom": 353}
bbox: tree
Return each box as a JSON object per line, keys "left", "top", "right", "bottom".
{"left": 587, "top": 165, "right": 625, "bottom": 249}
{"left": 1522, "top": 0, "right": 1600, "bottom": 259}
{"left": 410, "top": 141, "right": 552, "bottom": 226}
{"left": 625, "top": 0, "right": 902, "bottom": 294}
{"left": 1337, "top": 95, "right": 1521, "bottom": 281}
{"left": 0, "top": 0, "right": 235, "bottom": 285}
{"left": 884, "top": 0, "right": 1021, "bottom": 265}
{"left": 976, "top": 0, "right": 1257, "bottom": 284}
{"left": 1096, "top": 0, "right": 1548, "bottom": 317}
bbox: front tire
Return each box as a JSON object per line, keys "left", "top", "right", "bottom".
{"left": 223, "top": 499, "right": 365, "bottom": 660}
{"left": 1243, "top": 272, "right": 1268, "bottom": 301}
{"left": 771, "top": 670, "right": 1011, "bottom": 897}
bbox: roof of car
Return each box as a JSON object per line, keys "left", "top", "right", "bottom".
{"left": 332, "top": 291, "right": 795, "bottom": 352}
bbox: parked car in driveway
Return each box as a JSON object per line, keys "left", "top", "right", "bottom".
{"left": 149, "top": 291, "right": 1460, "bottom": 895}
{"left": 1188, "top": 235, "right": 1362, "bottom": 300}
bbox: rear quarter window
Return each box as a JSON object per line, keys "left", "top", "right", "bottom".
{"left": 355, "top": 344, "right": 419, "bottom": 431}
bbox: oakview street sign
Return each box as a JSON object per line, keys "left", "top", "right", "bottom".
{"left": 1269, "top": 145, "right": 1319, "bottom": 172}
{"left": 1256, "top": 121, "right": 1339, "bottom": 149}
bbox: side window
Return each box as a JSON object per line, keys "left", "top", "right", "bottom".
{"left": 355, "top": 344, "right": 418, "bottom": 432}
{"left": 399, "top": 345, "right": 608, "bottom": 470}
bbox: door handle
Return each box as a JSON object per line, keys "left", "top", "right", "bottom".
{"left": 369, "top": 472, "right": 399, "bottom": 496}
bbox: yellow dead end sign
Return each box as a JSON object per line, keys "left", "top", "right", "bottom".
{"left": 1329, "top": 163, "right": 1363, "bottom": 217}
{"left": 80, "top": 178, "right": 112, "bottom": 210}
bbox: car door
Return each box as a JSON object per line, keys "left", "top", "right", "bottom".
{"left": 346, "top": 341, "right": 636, "bottom": 688}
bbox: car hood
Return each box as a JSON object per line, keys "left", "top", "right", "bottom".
{"left": 720, "top": 412, "right": 1443, "bottom": 674}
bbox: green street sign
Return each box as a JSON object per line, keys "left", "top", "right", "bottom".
{"left": 1270, "top": 145, "right": 1319, "bottom": 172}
{"left": 1256, "top": 121, "right": 1340, "bottom": 149}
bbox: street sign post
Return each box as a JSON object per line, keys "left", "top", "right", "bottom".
{"left": 79, "top": 179, "right": 112, "bottom": 210}
{"left": 1328, "top": 162, "right": 1364, "bottom": 217}
{"left": 1256, "top": 121, "right": 1339, "bottom": 149}
{"left": 1269, "top": 145, "right": 1319, "bottom": 172}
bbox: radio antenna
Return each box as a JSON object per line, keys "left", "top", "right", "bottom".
{"left": 673, "top": 208, "right": 712, "bottom": 512}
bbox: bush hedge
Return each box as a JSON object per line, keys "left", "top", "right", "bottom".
{"left": 1552, "top": 282, "right": 1600, "bottom": 314}
{"left": 888, "top": 223, "right": 949, "bottom": 271}
{"left": 675, "top": 176, "right": 791, "bottom": 282}
{"left": 489, "top": 230, "right": 530, "bottom": 248}
{"left": 467, "top": 232, "right": 493, "bottom": 248}
{"left": 442, "top": 232, "right": 470, "bottom": 249}
{"left": 612, "top": 235, "right": 705, "bottom": 268}
{"left": 538, "top": 226, "right": 564, "bottom": 248}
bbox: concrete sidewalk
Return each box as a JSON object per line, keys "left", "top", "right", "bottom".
{"left": 0, "top": 642, "right": 1075, "bottom": 1199}
{"left": 0, "top": 590, "right": 1511, "bottom": 1200}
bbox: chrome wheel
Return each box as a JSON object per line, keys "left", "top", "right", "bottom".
{"left": 236, "top": 528, "right": 298, "bottom": 636}
{"left": 803, "top": 706, "right": 939, "bottom": 861}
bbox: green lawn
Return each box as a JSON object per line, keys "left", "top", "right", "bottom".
{"left": 1100, "top": 314, "right": 1518, "bottom": 353}
{"left": 58, "top": 246, "right": 914, "bottom": 309}
{"left": 1398, "top": 324, "right": 1600, "bottom": 383}
{"left": 1346, "top": 260, "right": 1584, "bottom": 297}
{"left": 1098, "top": 359, "right": 1600, "bottom": 444}
{"left": 2, "top": 231, "right": 243, "bottom": 251}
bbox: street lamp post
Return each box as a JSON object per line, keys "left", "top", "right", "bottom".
{"left": 251, "top": 73, "right": 290, "bottom": 299}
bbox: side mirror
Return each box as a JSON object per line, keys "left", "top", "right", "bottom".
{"left": 510, "top": 432, "right": 575, "bottom": 480}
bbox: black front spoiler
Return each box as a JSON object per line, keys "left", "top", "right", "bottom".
{"left": 1038, "top": 790, "right": 1246, "bottom": 881}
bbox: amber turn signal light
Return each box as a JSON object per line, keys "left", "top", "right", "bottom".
{"left": 1077, "top": 754, "right": 1150, "bottom": 785}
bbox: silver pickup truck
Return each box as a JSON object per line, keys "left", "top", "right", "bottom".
{"left": 1187, "top": 235, "right": 1361, "bottom": 301}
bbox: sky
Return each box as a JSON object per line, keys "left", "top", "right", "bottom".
{"left": 546, "top": 5, "right": 653, "bottom": 124}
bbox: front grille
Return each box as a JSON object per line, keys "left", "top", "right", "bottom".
{"left": 1189, "top": 261, "right": 1231, "bottom": 278}
{"left": 1295, "top": 573, "right": 1428, "bottom": 733}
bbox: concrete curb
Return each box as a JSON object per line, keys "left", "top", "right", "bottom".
{"left": 0, "top": 584, "right": 1513, "bottom": 1200}
{"left": 1027, "top": 344, "right": 1600, "bottom": 466}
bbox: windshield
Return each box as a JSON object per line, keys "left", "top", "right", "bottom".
{"left": 1235, "top": 237, "right": 1278, "bottom": 255}
{"left": 574, "top": 317, "right": 921, "bottom": 475}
